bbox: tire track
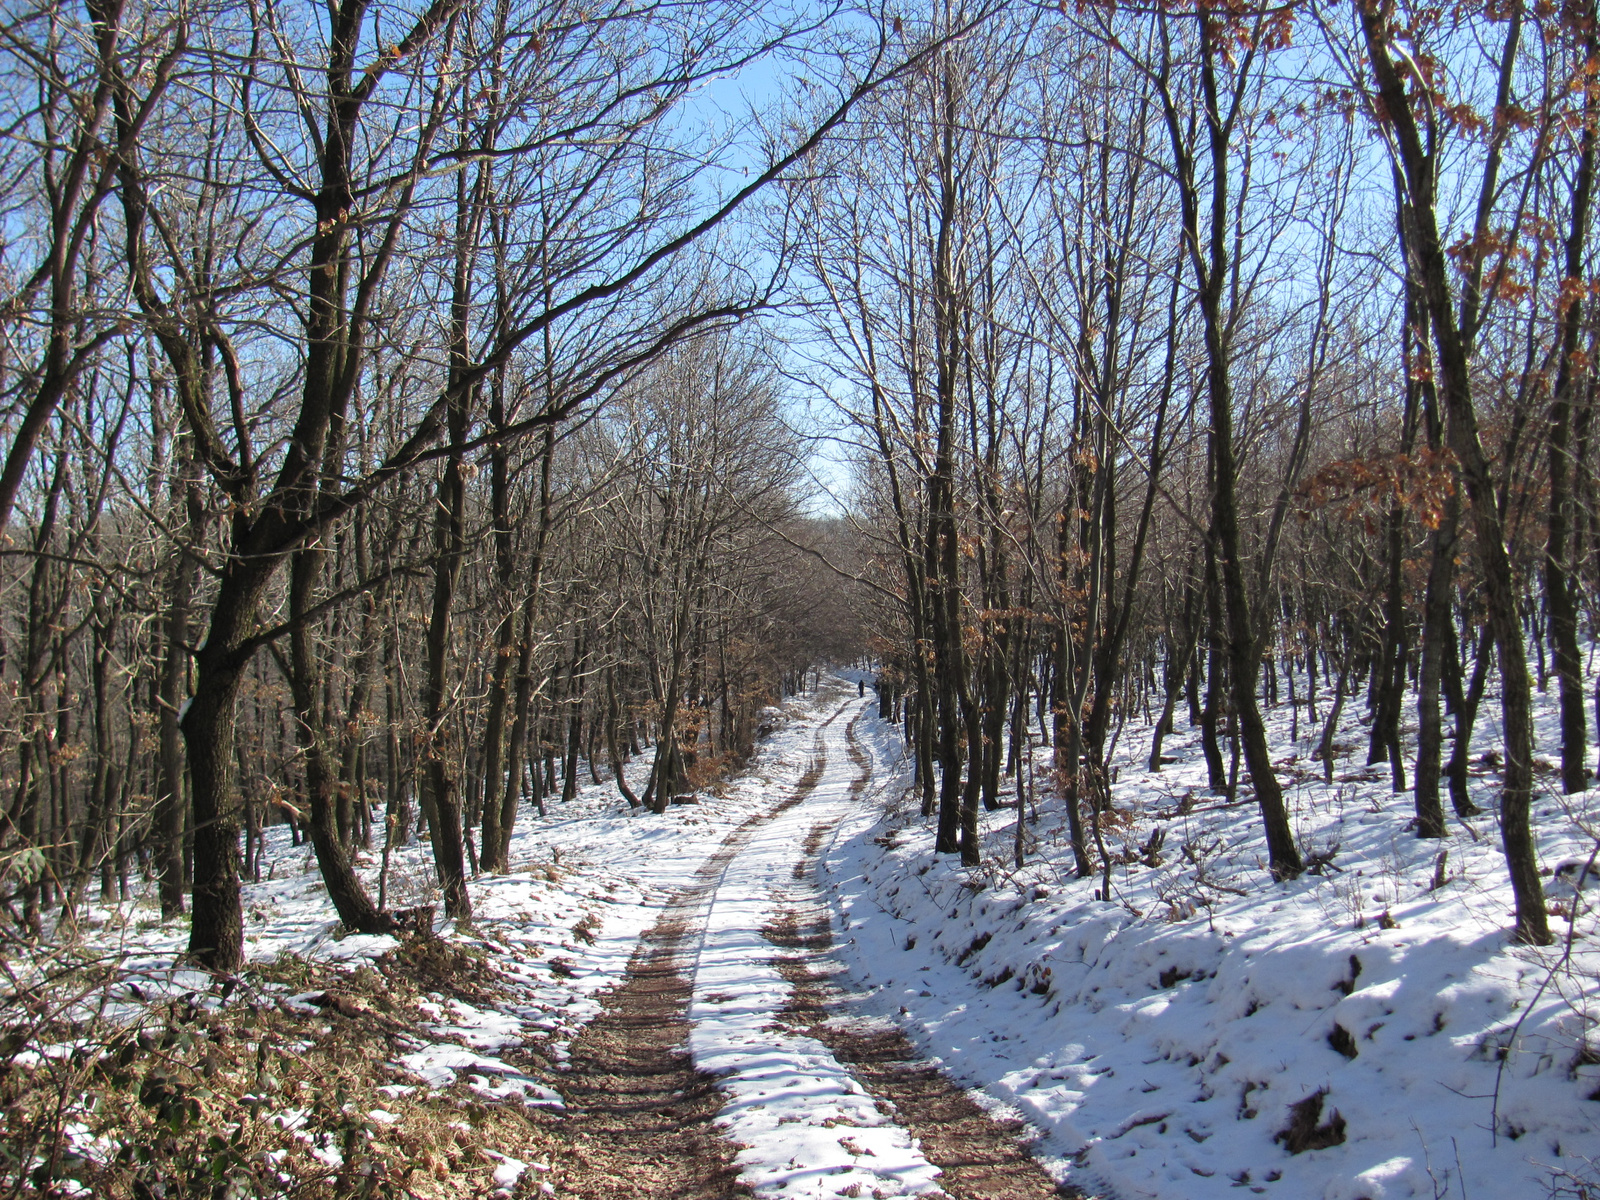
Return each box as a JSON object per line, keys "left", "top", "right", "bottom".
{"left": 539, "top": 691, "right": 1073, "bottom": 1198}
{"left": 762, "top": 716, "right": 1080, "bottom": 1200}
{"left": 541, "top": 698, "right": 849, "bottom": 1198}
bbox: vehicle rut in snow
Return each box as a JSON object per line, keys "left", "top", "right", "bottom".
{"left": 759, "top": 716, "right": 1080, "bottom": 1199}
{"left": 541, "top": 691, "right": 1073, "bottom": 1199}
{"left": 539, "top": 701, "right": 849, "bottom": 1198}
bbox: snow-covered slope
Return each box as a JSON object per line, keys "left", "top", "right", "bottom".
{"left": 823, "top": 687, "right": 1600, "bottom": 1199}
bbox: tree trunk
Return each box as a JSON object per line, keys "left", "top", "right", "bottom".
{"left": 289, "top": 548, "right": 394, "bottom": 932}
{"left": 1200, "top": 547, "right": 1229, "bottom": 792}
{"left": 1051, "top": 502, "right": 1091, "bottom": 877}
{"left": 1368, "top": 503, "right": 1408, "bottom": 786}
{"left": 1414, "top": 501, "right": 1457, "bottom": 838}
{"left": 1151, "top": 606, "right": 1201, "bottom": 772}
{"left": 182, "top": 577, "right": 267, "bottom": 971}
{"left": 1444, "top": 620, "right": 1490, "bottom": 819}
{"left": 1360, "top": 0, "right": 1549, "bottom": 942}
{"left": 496, "top": 590, "right": 541, "bottom": 853}
{"left": 155, "top": 443, "right": 202, "bottom": 918}
{"left": 419, "top": 433, "right": 472, "bottom": 920}
{"left": 562, "top": 629, "right": 589, "bottom": 804}
{"left": 1193, "top": 111, "right": 1302, "bottom": 880}
{"left": 1545, "top": 17, "right": 1596, "bottom": 794}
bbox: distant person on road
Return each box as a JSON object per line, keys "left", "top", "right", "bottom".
{"left": 858, "top": 679, "right": 865, "bottom": 697}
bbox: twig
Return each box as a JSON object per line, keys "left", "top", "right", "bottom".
{"left": 1490, "top": 837, "right": 1599, "bottom": 1146}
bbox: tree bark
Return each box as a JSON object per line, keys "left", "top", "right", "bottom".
{"left": 1160, "top": 5, "right": 1302, "bottom": 878}
{"left": 1414, "top": 500, "right": 1457, "bottom": 838}
{"left": 1544, "top": 12, "right": 1596, "bottom": 795}
{"left": 289, "top": 548, "right": 394, "bottom": 932}
{"left": 1360, "top": 0, "right": 1550, "bottom": 942}
{"left": 183, "top": 571, "right": 274, "bottom": 970}
{"left": 155, "top": 442, "right": 201, "bottom": 918}
{"left": 1200, "top": 546, "right": 1229, "bottom": 792}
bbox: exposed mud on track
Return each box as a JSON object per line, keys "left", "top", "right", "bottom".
{"left": 527, "top": 697, "right": 1073, "bottom": 1199}
{"left": 542, "top": 904, "right": 750, "bottom": 1199}
{"left": 537, "top": 702, "right": 848, "bottom": 1199}
{"left": 762, "top": 719, "right": 1080, "bottom": 1200}
{"left": 763, "top": 905, "right": 1078, "bottom": 1200}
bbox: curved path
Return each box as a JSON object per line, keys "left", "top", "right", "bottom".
{"left": 541, "top": 686, "right": 1075, "bottom": 1199}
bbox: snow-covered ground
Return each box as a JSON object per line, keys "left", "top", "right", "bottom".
{"left": 55, "top": 689, "right": 846, "bottom": 1113}
{"left": 825, "top": 682, "right": 1600, "bottom": 1200}
{"left": 46, "top": 669, "right": 1600, "bottom": 1199}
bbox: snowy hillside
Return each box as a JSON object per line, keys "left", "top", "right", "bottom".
{"left": 825, "top": 686, "right": 1600, "bottom": 1199}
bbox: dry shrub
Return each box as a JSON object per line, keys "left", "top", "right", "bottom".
{"left": 380, "top": 856, "right": 442, "bottom": 911}
{"left": 379, "top": 937, "right": 506, "bottom": 1008}
{"left": 1273, "top": 1088, "right": 1346, "bottom": 1154}
{"left": 2, "top": 940, "right": 550, "bottom": 1199}
{"left": 685, "top": 749, "right": 734, "bottom": 791}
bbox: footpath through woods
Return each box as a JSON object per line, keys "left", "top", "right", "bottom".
{"left": 542, "top": 683, "right": 1074, "bottom": 1198}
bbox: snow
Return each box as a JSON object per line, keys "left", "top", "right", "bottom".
{"left": 822, "top": 679, "right": 1600, "bottom": 1198}
{"left": 56, "top": 691, "right": 845, "bottom": 1108}
{"left": 394, "top": 1042, "right": 562, "bottom": 1106}
{"left": 43, "top": 667, "right": 1600, "bottom": 1198}
{"left": 417, "top": 995, "right": 525, "bottom": 1051}
{"left": 485, "top": 1149, "right": 529, "bottom": 1193}
{"left": 688, "top": 702, "right": 944, "bottom": 1198}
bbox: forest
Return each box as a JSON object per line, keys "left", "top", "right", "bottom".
{"left": 3, "top": 0, "right": 1600, "bottom": 1195}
